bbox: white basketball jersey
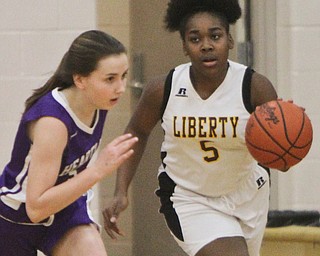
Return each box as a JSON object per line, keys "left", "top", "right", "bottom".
{"left": 159, "top": 60, "right": 260, "bottom": 197}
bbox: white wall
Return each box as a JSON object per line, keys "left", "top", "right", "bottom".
{"left": 276, "top": 0, "right": 320, "bottom": 210}
{"left": 0, "top": 1, "right": 98, "bottom": 255}
{"left": 0, "top": 0, "right": 96, "bottom": 167}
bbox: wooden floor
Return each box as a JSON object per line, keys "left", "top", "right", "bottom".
{"left": 261, "top": 226, "right": 320, "bottom": 256}
{"left": 36, "top": 226, "right": 320, "bottom": 255}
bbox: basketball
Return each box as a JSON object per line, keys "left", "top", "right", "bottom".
{"left": 245, "top": 100, "right": 313, "bottom": 170}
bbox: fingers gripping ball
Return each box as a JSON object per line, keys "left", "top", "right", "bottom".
{"left": 245, "top": 100, "right": 313, "bottom": 170}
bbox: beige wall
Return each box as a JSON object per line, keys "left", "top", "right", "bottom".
{"left": 0, "top": 0, "right": 96, "bottom": 168}
{"left": 0, "top": 2, "right": 99, "bottom": 256}
{"left": 1, "top": 1, "right": 320, "bottom": 256}
{"left": 96, "top": 1, "right": 133, "bottom": 255}
{"left": 275, "top": 0, "right": 320, "bottom": 211}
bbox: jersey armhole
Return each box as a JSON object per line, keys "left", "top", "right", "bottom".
{"left": 243, "top": 68, "right": 271, "bottom": 175}
{"left": 160, "top": 68, "right": 175, "bottom": 119}
{"left": 242, "top": 67, "right": 255, "bottom": 113}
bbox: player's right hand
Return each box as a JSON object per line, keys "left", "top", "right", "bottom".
{"left": 92, "top": 133, "right": 138, "bottom": 179}
{"left": 103, "top": 195, "right": 129, "bottom": 239}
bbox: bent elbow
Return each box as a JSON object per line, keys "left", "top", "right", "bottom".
{"left": 26, "top": 204, "right": 47, "bottom": 223}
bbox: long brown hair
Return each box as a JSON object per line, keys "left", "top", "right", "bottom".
{"left": 24, "top": 30, "right": 126, "bottom": 113}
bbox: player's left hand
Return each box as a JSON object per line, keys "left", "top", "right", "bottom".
{"left": 276, "top": 166, "right": 290, "bottom": 172}
{"left": 102, "top": 195, "right": 129, "bottom": 239}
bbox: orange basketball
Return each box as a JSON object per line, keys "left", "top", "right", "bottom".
{"left": 245, "top": 100, "right": 313, "bottom": 170}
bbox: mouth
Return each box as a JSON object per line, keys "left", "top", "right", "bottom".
{"left": 201, "top": 56, "right": 218, "bottom": 67}
{"left": 110, "top": 98, "right": 119, "bottom": 105}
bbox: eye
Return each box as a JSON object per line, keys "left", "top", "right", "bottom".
{"left": 122, "top": 71, "right": 128, "bottom": 80}
{"left": 189, "top": 36, "right": 200, "bottom": 43}
{"left": 106, "top": 76, "right": 115, "bottom": 83}
{"left": 211, "top": 31, "right": 224, "bottom": 41}
{"left": 212, "top": 35, "right": 220, "bottom": 40}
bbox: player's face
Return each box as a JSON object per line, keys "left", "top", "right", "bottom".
{"left": 82, "top": 53, "right": 129, "bottom": 110}
{"left": 183, "top": 12, "right": 234, "bottom": 78}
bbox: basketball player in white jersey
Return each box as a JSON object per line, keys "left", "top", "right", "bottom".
{"left": 103, "top": 1, "right": 284, "bottom": 255}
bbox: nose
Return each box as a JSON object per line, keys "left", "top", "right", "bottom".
{"left": 115, "top": 79, "right": 127, "bottom": 94}
{"left": 201, "top": 38, "right": 213, "bottom": 52}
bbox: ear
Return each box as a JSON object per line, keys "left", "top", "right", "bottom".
{"left": 228, "top": 34, "right": 234, "bottom": 50}
{"left": 73, "top": 74, "right": 86, "bottom": 90}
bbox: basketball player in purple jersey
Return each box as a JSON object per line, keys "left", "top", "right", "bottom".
{"left": 0, "top": 30, "right": 138, "bottom": 255}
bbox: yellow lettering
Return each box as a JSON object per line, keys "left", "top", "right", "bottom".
{"left": 173, "top": 116, "right": 180, "bottom": 137}
{"left": 188, "top": 117, "right": 196, "bottom": 137}
{"left": 182, "top": 116, "right": 187, "bottom": 138}
{"left": 173, "top": 116, "right": 239, "bottom": 139}
{"left": 230, "top": 117, "right": 239, "bottom": 137}
{"left": 219, "top": 117, "right": 228, "bottom": 138}
{"left": 208, "top": 117, "right": 217, "bottom": 138}
{"left": 198, "top": 117, "right": 207, "bottom": 137}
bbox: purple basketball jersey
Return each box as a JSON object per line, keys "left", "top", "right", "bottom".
{"left": 0, "top": 89, "right": 107, "bottom": 254}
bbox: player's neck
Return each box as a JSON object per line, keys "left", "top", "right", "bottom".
{"left": 60, "top": 88, "right": 97, "bottom": 127}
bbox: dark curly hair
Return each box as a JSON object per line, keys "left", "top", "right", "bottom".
{"left": 164, "top": 0, "right": 242, "bottom": 39}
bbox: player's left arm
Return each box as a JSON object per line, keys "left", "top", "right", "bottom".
{"left": 250, "top": 72, "right": 278, "bottom": 110}
{"left": 250, "top": 72, "right": 291, "bottom": 172}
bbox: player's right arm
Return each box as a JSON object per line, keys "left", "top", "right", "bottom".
{"left": 103, "top": 75, "right": 167, "bottom": 239}
{"left": 26, "top": 117, "right": 137, "bottom": 223}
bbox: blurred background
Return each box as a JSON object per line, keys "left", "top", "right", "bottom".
{"left": 0, "top": 1, "right": 319, "bottom": 255}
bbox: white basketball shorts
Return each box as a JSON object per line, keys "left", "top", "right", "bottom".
{"left": 156, "top": 166, "right": 270, "bottom": 256}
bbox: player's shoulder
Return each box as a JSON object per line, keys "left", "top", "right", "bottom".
{"left": 142, "top": 63, "right": 191, "bottom": 103}
{"left": 143, "top": 74, "right": 167, "bottom": 100}
{"left": 23, "top": 90, "right": 60, "bottom": 119}
{"left": 251, "top": 72, "right": 278, "bottom": 108}
{"left": 228, "top": 60, "right": 248, "bottom": 73}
